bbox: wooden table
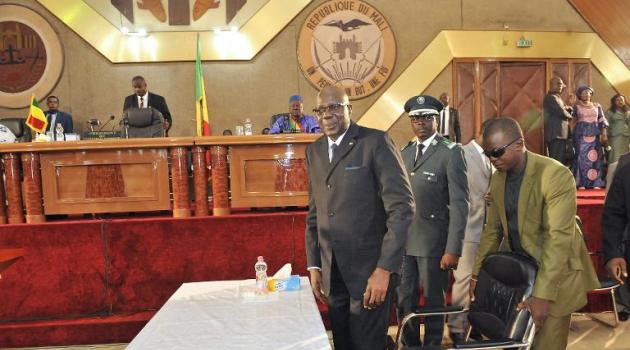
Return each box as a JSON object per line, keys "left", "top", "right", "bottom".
{"left": 0, "top": 134, "right": 318, "bottom": 224}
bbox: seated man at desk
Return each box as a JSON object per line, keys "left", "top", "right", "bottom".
{"left": 45, "top": 96, "right": 74, "bottom": 133}
{"left": 269, "top": 95, "right": 320, "bottom": 134}
{"left": 123, "top": 76, "right": 172, "bottom": 135}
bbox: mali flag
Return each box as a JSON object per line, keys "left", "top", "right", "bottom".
{"left": 195, "top": 34, "right": 210, "bottom": 136}
{"left": 26, "top": 95, "right": 47, "bottom": 134}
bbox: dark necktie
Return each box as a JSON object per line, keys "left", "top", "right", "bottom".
{"left": 139, "top": 96, "right": 144, "bottom": 108}
{"left": 440, "top": 110, "right": 446, "bottom": 134}
{"left": 330, "top": 143, "right": 337, "bottom": 163}
{"left": 415, "top": 143, "right": 424, "bottom": 165}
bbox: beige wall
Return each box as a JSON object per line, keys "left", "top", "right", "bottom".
{"left": 0, "top": 0, "right": 603, "bottom": 145}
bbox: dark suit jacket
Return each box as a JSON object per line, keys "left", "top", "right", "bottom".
{"left": 123, "top": 92, "right": 172, "bottom": 128}
{"left": 437, "top": 107, "right": 461, "bottom": 143}
{"left": 45, "top": 111, "right": 73, "bottom": 133}
{"left": 401, "top": 134, "right": 469, "bottom": 257}
{"left": 305, "top": 122, "right": 415, "bottom": 299}
{"left": 603, "top": 152, "right": 630, "bottom": 262}
{"left": 543, "top": 93, "right": 572, "bottom": 142}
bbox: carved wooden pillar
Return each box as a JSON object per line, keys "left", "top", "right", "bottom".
{"left": 170, "top": 147, "right": 191, "bottom": 217}
{"left": 21, "top": 152, "right": 45, "bottom": 223}
{"left": 0, "top": 159, "right": 6, "bottom": 224}
{"left": 211, "top": 145, "right": 230, "bottom": 216}
{"left": 191, "top": 146, "right": 209, "bottom": 217}
{"left": 2, "top": 153, "right": 24, "bottom": 224}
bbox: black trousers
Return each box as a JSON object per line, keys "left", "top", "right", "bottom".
{"left": 546, "top": 139, "right": 568, "bottom": 165}
{"left": 328, "top": 255, "right": 397, "bottom": 350}
{"left": 396, "top": 255, "right": 449, "bottom": 346}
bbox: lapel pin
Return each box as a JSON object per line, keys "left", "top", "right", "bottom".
{"left": 349, "top": 141, "right": 354, "bottom": 146}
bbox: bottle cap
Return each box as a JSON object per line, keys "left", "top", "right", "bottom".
{"left": 257, "top": 256, "right": 264, "bottom": 262}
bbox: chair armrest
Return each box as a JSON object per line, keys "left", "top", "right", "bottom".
{"left": 414, "top": 305, "right": 466, "bottom": 316}
{"left": 452, "top": 339, "right": 527, "bottom": 349}
{"left": 396, "top": 306, "right": 467, "bottom": 348}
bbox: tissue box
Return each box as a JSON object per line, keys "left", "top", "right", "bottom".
{"left": 267, "top": 275, "right": 301, "bottom": 292}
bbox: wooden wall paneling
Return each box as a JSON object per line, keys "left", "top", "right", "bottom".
{"left": 455, "top": 61, "right": 476, "bottom": 143}
{"left": 499, "top": 62, "right": 546, "bottom": 153}
{"left": 480, "top": 61, "right": 500, "bottom": 127}
{"left": 569, "top": 0, "right": 630, "bottom": 67}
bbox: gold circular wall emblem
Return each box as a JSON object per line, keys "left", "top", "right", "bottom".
{"left": 0, "top": 5, "right": 63, "bottom": 109}
{"left": 297, "top": 0, "right": 396, "bottom": 100}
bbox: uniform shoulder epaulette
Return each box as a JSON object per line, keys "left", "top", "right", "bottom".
{"left": 441, "top": 138, "right": 456, "bottom": 149}
{"left": 400, "top": 140, "right": 414, "bottom": 152}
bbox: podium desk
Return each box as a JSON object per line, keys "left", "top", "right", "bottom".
{"left": 127, "top": 277, "right": 331, "bottom": 350}
{"left": 0, "top": 134, "right": 318, "bottom": 223}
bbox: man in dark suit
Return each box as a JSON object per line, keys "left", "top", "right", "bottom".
{"left": 603, "top": 152, "right": 630, "bottom": 315}
{"left": 305, "top": 86, "right": 415, "bottom": 350}
{"left": 396, "top": 95, "right": 469, "bottom": 347}
{"left": 543, "top": 77, "right": 573, "bottom": 165}
{"left": 123, "top": 76, "right": 172, "bottom": 135}
{"left": 438, "top": 92, "right": 461, "bottom": 143}
{"left": 45, "top": 95, "right": 73, "bottom": 134}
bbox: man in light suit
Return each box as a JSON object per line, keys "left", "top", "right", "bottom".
{"left": 396, "top": 95, "right": 469, "bottom": 347}
{"left": 45, "top": 96, "right": 73, "bottom": 134}
{"left": 471, "top": 118, "right": 599, "bottom": 350}
{"left": 438, "top": 92, "right": 461, "bottom": 143}
{"left": 123, "top": 76, "right": 172, "bottom": 135}
{"left": 447, "top": 120, "right": 493, "bottom": 342}
{"left": 305, "top": 86, "right": 415, "bottom": 350}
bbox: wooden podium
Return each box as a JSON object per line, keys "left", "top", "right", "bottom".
{"left": 0, "top": 249, "right": 25, "bottom": 276}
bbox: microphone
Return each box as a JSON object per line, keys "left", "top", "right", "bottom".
{"left": 98, "top": 115, "right": 116, "bottom": 131}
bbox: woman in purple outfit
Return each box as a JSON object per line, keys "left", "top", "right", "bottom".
{"left": 572, "top": 86, "right": 609, "bottom": 189}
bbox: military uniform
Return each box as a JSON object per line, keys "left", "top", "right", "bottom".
{"left": 396, "top": 95, "right": 469, "bottom": 347}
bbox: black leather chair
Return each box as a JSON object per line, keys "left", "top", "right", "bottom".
{"left": 122, "top": 108, "right": 164, "bottom": 138}
{"left": 396, "top": 252, "right": 537, "bottom": 350}
{"left": 0, "top": 117, "right": 32, "bottom": 142}
{"left": 575, "top": 215, "right": 621, "bottom": 327}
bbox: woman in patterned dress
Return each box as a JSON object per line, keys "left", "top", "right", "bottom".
{"left": 572, "top": 86, "right": 609, "bottom": 189}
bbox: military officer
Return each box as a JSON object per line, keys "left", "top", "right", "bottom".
{"left": 396, "top": 95, "right": 470, "bottom": 347}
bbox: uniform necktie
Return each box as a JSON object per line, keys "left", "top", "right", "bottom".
{"left": 415, "top": 143, "right": 424, "bottom": 165}
{"left": 139, "top": 96, "right": 144, "bottom": 108}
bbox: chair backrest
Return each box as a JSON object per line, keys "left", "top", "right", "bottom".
{"left": 469, "top": 252, "right": 537, "bottom": 341}
{"left": 270, "top": 113, "right": 288, "bottom": 128}
{"left": 123, "top": 108, "right": 164, "bottom": 138}
{"left": 0, "top": 117, "right": 32, "bottom": 142}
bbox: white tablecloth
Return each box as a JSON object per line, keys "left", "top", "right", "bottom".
{"left": 127, "top": 277, "right": 331, "bottom": 350}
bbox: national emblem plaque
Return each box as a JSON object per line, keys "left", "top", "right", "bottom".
{"left": 297, "top": 0, "right": 396, "bottom": 100}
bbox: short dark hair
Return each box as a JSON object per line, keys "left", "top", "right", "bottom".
{"left": 46, "top": 95, "right": 59, "bottom": 102}
{"left": 132, "top": 76, "right": 145, "bottom": 83}
{"left": 482, "top": 117, "right": 523, "bottom": 141}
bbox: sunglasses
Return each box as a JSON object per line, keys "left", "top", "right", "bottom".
{"left": 409, "top": 114, "right": 436, "bottom": 122}
{"left": 483, "top": 138, "right": 521, "bottom": 158}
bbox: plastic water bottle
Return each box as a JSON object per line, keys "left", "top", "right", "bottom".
{"left": 255, "top": 256, "right": 268, "bottom": 293}
{"left": 55, "top": 123, "right": 64, "bottom": 141}
{"left": 243, "top": 118, "right": 253, "bottom": 136}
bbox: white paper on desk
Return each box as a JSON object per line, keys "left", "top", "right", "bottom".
{"left": 272, "top": 263, "right": 292, "bottom": 279}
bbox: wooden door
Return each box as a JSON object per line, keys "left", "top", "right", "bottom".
{"left": 499, "top": 62, "right": 546, "bottom": 154}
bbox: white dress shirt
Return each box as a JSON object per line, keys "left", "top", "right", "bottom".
{"left": 440, "top": 107, "right": 450, "bottom": 136}
{"left": 414, "top": 132, "right": 438, "bottom": 161}
{"left": 137, "top": 92, "right": 149, "bottom": 108}
{"left": 327, "top": 127, "right": 349, "bottom": 162}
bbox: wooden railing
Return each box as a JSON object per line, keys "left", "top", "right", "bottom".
{"left": 0, "top": 134, "right": 319, "bottom": 224}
